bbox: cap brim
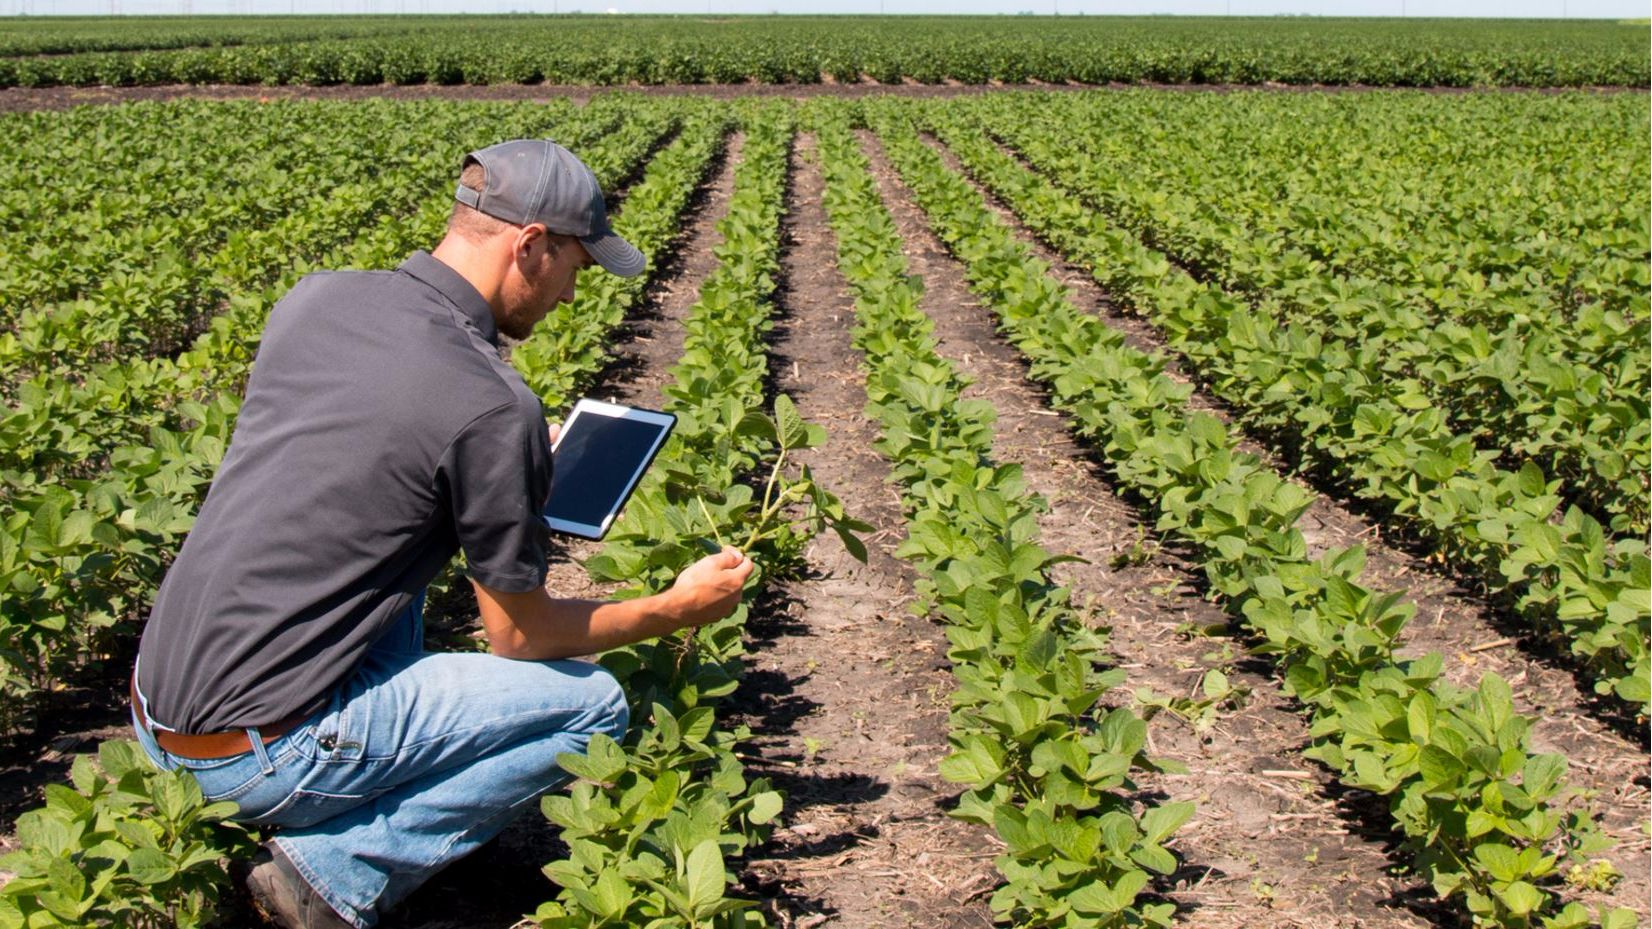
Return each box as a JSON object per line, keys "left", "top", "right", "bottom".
{"left": 580, "top": 228, "right": 646, "bottom": 278}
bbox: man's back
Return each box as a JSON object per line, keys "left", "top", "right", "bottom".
{"left": 137, "top": 253, "right": 553, "bottom": 735}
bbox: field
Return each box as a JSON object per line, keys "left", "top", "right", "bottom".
{"left": 0, "top": 22, "right": 1649, "bottom": 929}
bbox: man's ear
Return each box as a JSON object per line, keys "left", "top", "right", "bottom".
{"left": 512, "top": 223, "right": 549, "bottom": 263}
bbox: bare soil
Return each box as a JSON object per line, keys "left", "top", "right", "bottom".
{"left": 730, "top": 133, "right": 997, "bottom": 929}
{"left": 912, "top": 130, "right": 1652, "bottom": 923}
{"left": 858, "top": 128, "right": 1451, "bottom": 929}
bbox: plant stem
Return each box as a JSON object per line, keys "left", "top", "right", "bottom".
{"left": 696, "top": 496, "right": 726, "bottom": 547}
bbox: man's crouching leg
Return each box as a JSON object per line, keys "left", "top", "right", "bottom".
{"left": 259, "top": 655, "right": 629, "bottom": 928}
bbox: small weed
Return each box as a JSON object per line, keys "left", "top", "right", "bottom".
{"left": 1134, "top": 668, "right": 1251, "bottom": 735}
{"left": 1250, "top": 878, "right": 1277, "bottom": 907}
{"left": 1109, "top": 526, "right": 1158, "bottom": 569}
{"left": 1565, "top": 859, "right": 1623, "bottom": 892}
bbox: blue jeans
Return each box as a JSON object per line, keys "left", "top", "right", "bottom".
{"left": 131, "top": 592, "right": 629, "bottom": 928}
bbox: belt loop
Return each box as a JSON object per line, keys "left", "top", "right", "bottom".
{"left": 246, "top": 727, "right": 276, "bottom": 775}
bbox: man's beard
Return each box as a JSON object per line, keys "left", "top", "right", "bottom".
{"left": 495, "top": 305, "right": 537, "bottom": 345}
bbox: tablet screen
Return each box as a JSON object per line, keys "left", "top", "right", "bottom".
{"left": 543, "top": 399, "right": 676, "bottom": 539}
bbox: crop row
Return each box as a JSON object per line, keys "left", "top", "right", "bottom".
{"left": 809, "top": 106, "right": 1193, "bottom": 928}
{"left": 962, "top": 92, "right": 1649, "bottom": 537}
{"left": 0, "top": 96, "right": 699, "bottom": 730}
{"left": 863, "top": 101, "right": 1634, "bottom": 929}
{"left": 910, "top": 104, "right": 1650, "bottom": 718}
{"left": 536, "top": 102, "right": 867, "bottom": 928}
{"left": 0, "top": 16, "right": 1646, "bottom": 88}
{"left": 0, "top": 101, "right": 746, "bottom": 926}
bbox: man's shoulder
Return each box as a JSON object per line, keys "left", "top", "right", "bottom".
{"left": 262, "top": 263, "right": 540, "bottom": 425}
{"left": 285, "top": 267, "right": 404, "bottom": 299}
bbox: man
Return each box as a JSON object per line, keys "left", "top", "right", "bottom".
{"left": 130, "top": 139, "right": 754, "bottom": 929}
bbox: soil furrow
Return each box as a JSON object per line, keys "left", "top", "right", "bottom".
{"left": 732, "top": 132, "right": 997, "bottom": 929}
{"left": 854, "top": 128, "right": 1448, "bottom": 928}
{"left": 915, "top": 130, "right": 1651, "bottom": 921}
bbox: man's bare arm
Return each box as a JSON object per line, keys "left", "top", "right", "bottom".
{"left": 473, "top": 545, "right": 755, "bottom": 660}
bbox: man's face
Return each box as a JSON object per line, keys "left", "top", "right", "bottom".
{"left": 497, "top": 229, "right": 595, "bottom": 343}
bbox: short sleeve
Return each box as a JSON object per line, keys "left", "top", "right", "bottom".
{"left": 437, "top": 401, "right": 554, "bottom": 593}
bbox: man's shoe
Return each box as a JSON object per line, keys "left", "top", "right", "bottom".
{"left": 245, "top": 844, "right": 355, "bottom": 929}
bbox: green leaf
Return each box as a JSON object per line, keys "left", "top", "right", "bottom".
{"left": 558, "top": 734, "right": 628, "bottom": 783}
{"left": 1139, "top": 801, "right": 1195, "bottom": 845}
{"left": 1068, "top": 869, "right": 1149, "bottom": 915}
{"left": 1521, "top": 754, "right": 1566, "bottom": 798}
{"left": 1474, "top": 843, "right": 1521, "bottom": 883}
{"left": 683, "top": 839, "right": 726, "bottom": 916}
{"left": 1497, "top": 880, "right": 1543, "bottom": 916}
{"left": 734, "top": 410, "right": 777, "bottom": 443}
{"left": 1098, "top": 811, "right": 1140, "bottom": 856}
{"left": 1477, "top": 673, "right": 1514, "bottom": 733}
{"left": 1202, "top": 669, "right": 1230, "bottom": 699}
{"left": 1613, "top": 670, "right": 1649, "bottom": 704}
{"left": 1419, "top": 745, "right": 1466, "bottom": 789}
{"left": 124, "top": 846, "right": 176, "bottom": 885}
{"left": 747, "top": 791, "right": 783, "bottom": 825}
{"left": 773, "top": 394, "right": 806, "bottom": 450}
{"left": 1599, "top": 907, "right": 1641, "bottom": 929}
{"left": 591, "top": 868, "right": 632, "bottom": 919}
{"left": 832, "top": 521, "right": 869, "bottom": 564}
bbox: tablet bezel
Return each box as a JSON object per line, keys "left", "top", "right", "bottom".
{"left": 543, "top": 398, "right": 677, "bottom": 540}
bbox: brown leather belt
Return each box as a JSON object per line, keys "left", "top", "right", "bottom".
{"left": 130, "top": 678, "right": 311, "bottom": 760}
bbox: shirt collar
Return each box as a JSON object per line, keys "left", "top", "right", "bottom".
{"left": 398, "top": 250, "right": 499, "bottom": 346}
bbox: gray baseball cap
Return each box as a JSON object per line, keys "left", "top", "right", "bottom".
{"left": 455, "top": 139, "right": 645, "bottom": 278}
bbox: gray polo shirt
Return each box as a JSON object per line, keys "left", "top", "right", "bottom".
{"left": 136, "top": 251, "right": 554, "bottom": 735}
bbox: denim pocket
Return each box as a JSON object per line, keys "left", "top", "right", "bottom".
{"left": 299, "top": 703, "right": 369, "bottom": 763}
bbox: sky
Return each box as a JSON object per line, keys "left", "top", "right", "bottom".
{"left": 8, "top": 0, "right": 1646, "bottom": 17}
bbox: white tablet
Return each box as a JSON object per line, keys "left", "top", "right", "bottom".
{"left": 543, "top": 398, "right": 677, "bottom": 540}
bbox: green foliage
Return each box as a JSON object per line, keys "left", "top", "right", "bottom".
{"left": 0, "top": 741, "right": 255, "bottom": 929}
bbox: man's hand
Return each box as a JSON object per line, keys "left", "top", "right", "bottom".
{"left": 548, "top": 421, "right": 561, "bottom": 447}
{"left": 668, "top": 546, "right": 755, "bottom": 629}
{"left": 475, "top": 546, "right": 755, "bottom": 661}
